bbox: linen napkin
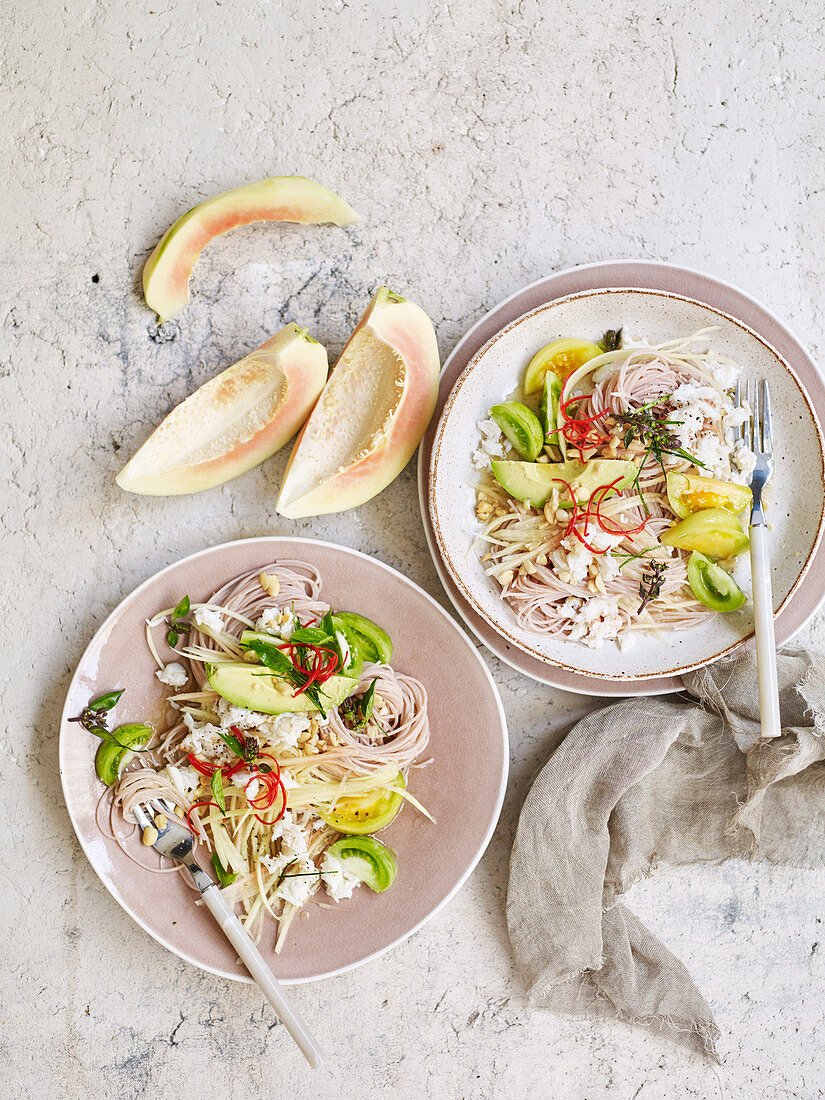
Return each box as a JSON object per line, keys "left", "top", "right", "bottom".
{"left": 507, "top": 648, "right": 825, "bottom": 1058}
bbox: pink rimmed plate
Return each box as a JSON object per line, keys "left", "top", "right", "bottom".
{"left": 60, "top": 537, "right": 508, "bottom": 982}
{"left": 418, "top": 262, "right": 825, "bottom": 693}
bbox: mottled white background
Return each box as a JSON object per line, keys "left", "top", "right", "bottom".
{"left": 4, "top": 0, "right": 825, "bottom": 1096}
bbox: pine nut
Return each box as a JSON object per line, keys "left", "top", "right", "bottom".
{"left": 498, "top": 570, "right": 514, "bottom": 586}
{"left": 536, "top": 552, "right": 548, "bottom": 566}
{"left": 154, "top": 813, "right": 167, "bottom": 830}
{"left": 259, "top": 572, "right": 280, "bottom": 597}
{"left": 142, "top": 826, "right": 158, "bottom": 846}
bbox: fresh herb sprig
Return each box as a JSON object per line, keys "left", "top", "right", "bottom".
{"left": 241, "top": 635, "right": 336, "bottom": 717}
{"left": 340, "top": 679, "right": 380, "bottom": 731}
{"left": 637, "top": 561, "right": 669, "bottom": 614}
{"left": 611, "top": 546, "right": 659, "bottom": 570}
{"left": 616, "top": 398, "right": 703, "bottom": 513}
{"left": 211, "top": 853, "right": 238, "bottom": 887}
{"left": 166, "top": 595, "right": 191, "bottom": 648}
{"left": 274, "top": 858, "right": 337, "bottom": 889}
{"left": 599, "top": 328, "right": 623, "bottom": 352}
{"left": 69, "top": 689, "right": 151, "bottom": 752}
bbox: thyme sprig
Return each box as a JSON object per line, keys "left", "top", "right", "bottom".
{"left": 637, "top": 561, "right": 669, "bottom": 614}
{"left": 616, "top": 397, "right": 704, "bottom": 514}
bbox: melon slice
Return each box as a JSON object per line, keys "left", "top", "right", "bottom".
{"left": 143, "top": 176, "right": 360, "bottom": 322}
{"left": 276, "top": 287, "right": 440, "bottom": 518}
{"left": 116, "top": 324, "right": 328, "bottom": 496}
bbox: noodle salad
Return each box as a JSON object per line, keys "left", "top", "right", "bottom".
{"left": 471, "top": 328, "right": 758, "bottom": 649}
{"left": 72, "top": 560, "right": 431, "bottom": 952}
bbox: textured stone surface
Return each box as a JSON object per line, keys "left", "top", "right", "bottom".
{"left": 4, "top": 0, "right": 825, "bottom": 1096}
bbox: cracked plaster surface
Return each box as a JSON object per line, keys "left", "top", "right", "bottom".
{"left": 3, "top": 0, "right": 825, "bottom": 1096}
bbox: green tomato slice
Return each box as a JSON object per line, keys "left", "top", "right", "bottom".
{"left": 539, "top": 374, "right": 566, "bottom": 459}
{"left": 660, "top": 508, "right": 749, "bottom": 559}
{"left": 94, "top": 723, "right": 152, "bottom": 786}
{"left": 326, "top": 835, "right": 398, "bottom": 892}
{"left": 489, "top": 401, "right": 544, "bottom": 462}
{"left": 687, "top": 552, "right": 747, "bottom": 612}
{"left": 332, "top": 612, "right": 393, "bottom": 664}
{"left": 523, "top": 338, "right": 603, "bottom": 395}
{"left": 318, "top": 773, "right": 405, "bottom": 835}
{"left": 665, "top": 471, "right": 752, "bottom": 519}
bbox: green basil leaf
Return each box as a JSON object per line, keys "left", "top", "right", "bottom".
{"left": 89, "top": 689, "right": 124, "bottom": 713}
{"left": 241, "top": 638, "right": 296, "bottom": 679}
{"left": 216, "top": 728, "right": 245, "bottom": 759}
{"left": 166, "top": 628, "right": 179, "bottom": 647}
{"left": 211, "top": 852, "right": 238, "bottom": 887}
{"left": 360, "top": 679, "right": 378, "bottom": 723}
{"left": 211, "top": 770, "right": 226, "bottom": 814}
{"left": 172, "top": 595, "right": 190, "bottom": 621}
{"left": 287, "top": 625, "right": 330, "bottom": 645}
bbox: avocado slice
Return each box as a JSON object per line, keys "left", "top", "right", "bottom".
{"left": 490, "top": 458, "right": 637, "bottom": 508}
{"left": 207, "top": 662, "right": 358, "bottom": 714}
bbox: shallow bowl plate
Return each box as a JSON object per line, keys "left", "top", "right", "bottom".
{"left": 60, "top": 537, "right": 508, "bottom": 983}
{"left": 428, "top": 288, "right": 825, "bottom": 681}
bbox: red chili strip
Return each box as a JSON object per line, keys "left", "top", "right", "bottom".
{"left": 187, "top": 753, "right": 219, "bottom": 776}
{"left": 590, "top": 479, "right": 649, "bottom": 539}
{"left": 253, "top": 787, "right": 287, "bottom": 826}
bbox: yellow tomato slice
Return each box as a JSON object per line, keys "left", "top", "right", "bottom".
{"left": 665, "top": 472, "right": 752, "bottom": 519}
{"left": 523, "top": 338, "right": 603, "bottom": 394}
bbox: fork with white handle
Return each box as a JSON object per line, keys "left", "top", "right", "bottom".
{"left": 133, "top": 798, "right": 325, "bottom": 1068}
{"left": 735, "top": 379, "right": 781, "bottom": 739}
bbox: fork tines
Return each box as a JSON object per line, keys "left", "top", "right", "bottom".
{"left": 736, "top": 378, "right": 773, "bottom": 456}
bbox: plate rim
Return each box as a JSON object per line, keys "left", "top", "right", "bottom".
{"left": 59, "top": 535, "right": 509, "bottom": 984}
{"left": 421, "top": 270, "right": 825, "bottom": 685}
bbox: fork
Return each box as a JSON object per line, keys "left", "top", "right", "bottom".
{"left": 133, "top": 798, "right": 325, "bottom": 1068}
{"left": 736, "top": 379, "right": 781, "bottom": 739}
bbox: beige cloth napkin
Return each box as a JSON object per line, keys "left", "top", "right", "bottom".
{"left": 507, "top": 649, "right": 825, "bottom": 1058}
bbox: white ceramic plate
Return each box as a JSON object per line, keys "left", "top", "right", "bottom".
{"left": 428, "top": 288, "right": 825, "bottom": 681}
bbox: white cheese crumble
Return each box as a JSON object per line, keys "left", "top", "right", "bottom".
{"left": 179, "top": 717, "right": 234, "bottom": 765}
{"left": 213, "top": 699, "right": 311, "bottom": 752}
{"left": 472, "top": 418, "right": 506, "bottom": 470}
{"left": 320, "top": 851, "right": 362, "bottom": 902}
{"left": 255, "top": 607, "right": 296, "bottom": 639}
{"left": 260, "top": 853, "right": 320, "bottom": 907}
{"left": 551, "top": 530, "right": 623, "bottom": 586}
{"left": 161, "top": 763, "right": 201, "bottom": 798}
{"left": 155, "top": 661, "right": 188, "bottom": 687}
{"left": 564, "top": 593, "right": 624, "bottom": 648}
{"left": 193, "top": 607, "right": 225, "bottom": 634}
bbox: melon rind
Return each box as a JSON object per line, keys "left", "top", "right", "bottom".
{"left": 116, "top": 323, "right": 329, "bottom": 495}
{"left": 143, "top": 176, "right": 360, "bottom": 322}
{"left": 275, "top": 287, "right": 440, "bottom": 518}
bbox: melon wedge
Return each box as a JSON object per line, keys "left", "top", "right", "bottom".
{"left": 143, "top": 176, "right": 360, "bottom": 322}
{"left": 116, "top": 323, "right": 328, "bottom": 496}
{"left": 276, "top": 287, "right": 440, "bottom": 518}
